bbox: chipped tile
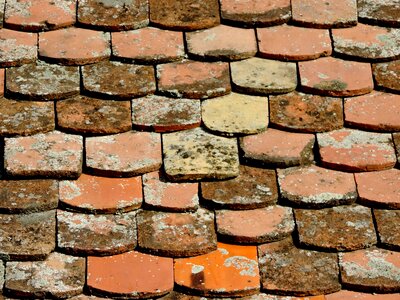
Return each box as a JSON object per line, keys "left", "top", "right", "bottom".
{"left": 0, "top": 29, "right": 37, "bottom": 67}
{"left": 358, "top": 0, "right": 400, "bottom": 27}
{"left": 373, "top": 60, "right": 400, "bottom": 93}
{"left": 374, "top": 209, "right": 400, "bottom": 250}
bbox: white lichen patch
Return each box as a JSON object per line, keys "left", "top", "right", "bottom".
{"left": 224, "top": 256, "right": 258, "bottom": 277}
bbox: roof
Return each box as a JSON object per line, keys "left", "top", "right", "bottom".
{"left": 0, "top": 0, "right": 399, "bottom": 299}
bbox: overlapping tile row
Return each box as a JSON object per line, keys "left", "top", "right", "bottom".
{"left": 0, "top": 0, "right": 399, "bottom": 299}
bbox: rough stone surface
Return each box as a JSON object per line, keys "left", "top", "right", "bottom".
{"left": 374, "top": 209, "right": 400, "bottom": 250}
{"left": 0, "top": 98, "right": 55, "bottom": 137}
{"left": 373, "top": 60, "right": 400, "bottom": 93}
{"left": 269, "top": 92, "right": 343, "bottom": 133}
{"left": 137, "top": 209, "right": 217, "bottom": 257}
{"left": 6, "top": 62, "right": 80, "bottom": 100}
{"left": 5, "top": 252, "right": 85, "bottom": 298}
{"left": 82, "top": 61, "right": 156, "bottom": 99}
{"left": 240, "top": 128, "right": 315, "bottom": 167}
{"left": 57, "top": 96, "right": 132, "bottom": 135}
{"left": 278, "top": 165, "right": 357, "bottom": 208}
{"left": 85, "top": 131, "right": 162, "bottom": 177}
{"left": 0, "top": 210, "right": 55, "bottom": 260}
{"left": 132, "top": 95, "right": 201, "bottom": 132}
{"left": 231, "top": 58, "right": 297, "bottom": 95}
{"left": 174, "top": 243, "right": 260, "bottom": 297}
{"left": 340, "top": 248, "right": 400, "bottom": 292}
{"left": 162, "top": 127, "right": 239, "bottom": 181}
{"left": 326, "top": 290, "right": 400, "bottom": 300}
{"left": 4, "top": 131, "right": 83, "bottom": 178}
{"left": 157, "top": 60, "right": 231, "bottom": 99}
{"left": 0, "top": 29, "right": 37, "bottom": 67}
{"left": 358, "top": 0, "right": 400, "bottom": 27}
{"left": 317, "top": 129, "right": 396, "bottom": 172}
{"left": 201, "top": 165, "right": 278, "bottom": 209}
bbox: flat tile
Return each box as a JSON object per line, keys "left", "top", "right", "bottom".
{"left": 373, "top": 60, "right": 400, "bottom": 93}
{"left": 374, "top": 209, "right": 400, "bottom": 250}
{"left": 358, "top": 0, "right": 400, "bottom": 27}
{"left": 0, "top": 29, "right": 37, "bottom": 67}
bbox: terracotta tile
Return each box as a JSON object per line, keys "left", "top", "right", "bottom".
{"left": 4, "top": 131, "right": 83, "bottom": 178}
{"left": 175, "top": 243, "right": 260, "bottom": 297}
{"left": 216, "top": 206, "right": 294, "bottom": 243}
{"left": 78, "top": 0, "right": 148, "bottom": 31}
{"left": 87, "top": 251, "right": 173, "bottom": 298}
{"left": 5, "top": 252, "right": 85, "bottom": 298}
{"left": 6, "top": 62, "right": 80, "bottom": 100}
{"left": 278, "top": 165, "right": 357, "bottom": 208}
{"left": 0, "top": 29, "right": 36, "bottom": 67}
{"left": 240, "top": 128, "right": 315, "bottom": 167}
{"left": 374, "top": 209, "right": 400, "bottom": 250}
{"left": 326, "top": 290, "right": 400, "bottom": 300}
{"left": 202, "top": 93, "right": 268, "bottom": 136}
{"left": 69, "top": 295, "right": 109, "bottom": 300}
{"left": 355, "top": 169, "right": 400, "bottom": 209}
{"left": 158, "top": 291, "right": 202, "bottom": 300}
{"left": 132, "top": 95, "right": 201, "bottom": 132}
{"left": 345, "top": 91, "right": 400, "bottom": 131}
{"left": 86, "top": 131, "right": 161, "bottom": 177}
{"left": 291, "top": 0, "right": 357, "bottom": 28}
{"left": 137, "top": 209, "right": 217, "bottom": 257}
{"left": 157, "top": 60, "right": 230, "bottom": 99}
{"left": 143, "top": 171, "right": 199, "bottom": 212}
{"left": 59, "top": 174, "right": 142, "bottom": 213}
{"left": 82, "top": 61, "right": 156, "bottom": 99}
{"left": 201, "top": 165, "right": 278, "bottom": 209}
{"left": 270, "top": 92, "right": 343, "bottom": 133}
{"left": 162, "top": 127, "right": 239, "bottom": 181}
{"left": 112, "top": 27, "right": 184, "bottom": 63}
{"left": 358, "top": 0, "right": 400, "bottom": 27}
{"left": 299, "top": 57, "right": 373, "bottom": 97}
{"left": 339, "top": 248, "right": 400, "bottom": 292}
{"left": 149, "top": 0, "right": 220, "bottom": 30}
{"left": 251, "top": 294, "right": 327, "bottom": 300}
{"left": 373, "top": 60, "right": 400, "bottom": 93}
{"left": 0, "top": 98, "right": 55, "bottom": 137}
{"left": 186, "top": 25, "right": 257, "bottom": 61}
{"left": 4, "top": 0, "right": 76, "bottom": 31}
{"left": 317, "top": 129, "right": 396, "bottom": 172}
{"left": 394, "top": 133, "right": 400, "bottom": 164}
{"left": 231, "top": 58, "right": 297, "bottom": 95}
{"left": 57, "top": 210, "right": 137, "bottom": 255}
{"left": 39, "top": 28, "right": 110, "bottom": 65}
{"left": 258, "top": 238, "right": 340, "bottom": 296}
{"left": 0, "top": 180, "right": 58, "bottom": 213}
{"left": 220, "top": 0, "right": 291, "bottom": 26}
{"left": 0, "top": 0, "right": 4, "bottom": 28}
{"left": 0, "top": 69, "right": 4, "bottom": 96}
{"left": 258, "top": 25, "right": 331, "bottom": 61}
{"left": 0, "top": 210, "right": 55, "bottom": 260}
{"left": 56, "top": 96, "right": 131, "bottom": 135}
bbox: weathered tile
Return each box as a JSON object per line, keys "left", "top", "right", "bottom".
{"left": 278, "top": 165, "right": 357, "bottom": 208}
{"left": 202, "top": 93, "right": 268, "bottom": 136}
{"left": 149, "top": 0, "right": 220, "bottom": 30}
{"left": 0, "top": 29, "right": 37, "bottom": 67}
{"left": 269, "top": 92, "right": 343, "bottom": 133}
{"left": 0, "top": 210, "right": 55, "bottom": 260}
{"left": 317, "top": 129, "right": 396, "bottom": 172}
{"left": 327, "top": 290, "right": 400, "bottom": 300}
{"left": 132, "top": 95, "right": 201, "bottom": 132}
{"left": 0, "top": 98, "right": 55, "bottom": 137}
{"left": 57, "top": 96, "right": 131, "bottom": 135}
{"left": 258, "top": 238, "right": 340, "bottom": 296}
{"left": 358, "top": 0, "right": 400, "bottom": 27}
{"left": 340, "top": 248, "right": 400, "bottom": 292}
{"left": 6, "top": 62, "right": 80, "bottom": 100}
{"left": 157, "top": 61, "right": 230, "bottom": 99}
{"left": 5, "top": 252, "right": 85, "bottom": 298}
{"left": 258, "top": 25, "right": 331, "bottom": 61}
{"left": 68, "top": 295, "right": 109, "bottom": 300}
{"left": 299, "top": 57, "right": 373, "bottom": 97}
{"left": 231, "top": 58, "right": 297, "bottom": 95}
{"left": 85, "top": 131, "right": 162, "bottom": 177}
{"left": 78, "top": 0, "right": 148, "bottom": 31}
{"left": 355, "top": 169, "right": 400, "bottom": 209}
{"left": 0, "top": 69, "right": 4, "bottom": 96}
{"left": 175, "top": 243, "right": 260, "bottom": 297}
{"left": 112, "top": 27, "right": 184, "bottom": 63}
{"left": 4, "top": 131, "right": 83, "bottom": 178}
{"left": 373, "top": 60, "right": 400, "bottom": 93}
{"left": 0, "top": 0, "right": 4, "bottom": 28}
{"left": 216, "top": 206, "right": 294, "bottom": 243}
{"left": 4, "top": 0, "right": 76, "bottom": 31}
{"left": 137, "top": 209, "right": 217, "bottom": 257}
{"left": 0, "top": 261, "right": 3, "bottom": 292}
{"left": 143, "top": 171, "right": 199, "bottom": 212}
{"left": 87, "top": 251, "right": 173, "bottom": 298}
{"left": 162, "top": 127, "right": 239, "bottom": 181}
{"left": 394, "top": 133, "right": 400, "bottom": 164}
{"left": 374, "top": 209, "right": 400, "bottom": 250}
{"left": 201, "top": 165, "right": 278, "bottom": 209}
{"left": 250, "top": 295, "right": 326, "bottom": 300}
{"left": 240, "top": 128, "right": 315, "bottom": 167}
{"left": 295, "top": 205, "right": 376, "bottom": 251}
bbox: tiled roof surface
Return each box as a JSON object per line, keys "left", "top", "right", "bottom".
{"left": 0, "top": 0, "right": 399, "bottom": 299}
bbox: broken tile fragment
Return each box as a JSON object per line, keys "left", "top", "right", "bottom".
{"left": 358, "top": 0, "right": 400, "bottom": 27}
{"left": 137, "top": 209, "right": 217, "bottom": 257}
{"left": 162, "top": 128, "right": 239, "bottom": 181}
{"left": 174, "top": 243, "right": 260, "bottom": 297}
{"left": 374, "top": 209, "right": 400, "bottom": 250}
{"left": 0, "top": 29, "right": 37, "bottom": 67}
{"left": 373, "top": 60, "right": 400, "bottom": 93}
{"left": 327, "top": 290, "right": 400, "bottom": 300}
